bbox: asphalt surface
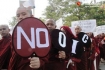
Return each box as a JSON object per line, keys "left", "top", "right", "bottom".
{"left": 100, "top": 62, "right": 105, "bottom": 70}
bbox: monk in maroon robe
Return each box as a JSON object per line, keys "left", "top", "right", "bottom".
{"left": 74, "top": 26, "right": 91, "bottom": 70}
{"left": 8, "top": 48, "right": 48, "bottom": 70}
{"left": 95, "top": 35, "right": 101, "bottom": 70}
{"left": 60, "top": 26, "right": 83, "bottom": 70}
{"left": 102, "top": 37, "right": 105, "bottom": 60}
{"left": 87, "top": 32, "right": 100, "bottom": 70}
{"left": 44, "top": 19, "right": 67, "bottom": 70}
{"left": 98, "top": 34, "right": 104, "bottom": 62}
{"left": 0, "top": 25, "right": 11, "bottom": 69}
{"left": 101, "top": 33, "right": 105, "bottom": 60}
{"left": 8, "top": 7, "right": 49, "bottom": 70}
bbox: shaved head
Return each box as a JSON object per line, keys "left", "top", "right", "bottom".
{"left": 75, "top": 26, "right": 82, "bottom": 35}
{"left": 0, "top": 25, "right": 9, "bottom": 29}
{"left": 75, "top": 26, "right": 81, "bottom": 30}
{"left": 17, "top": 7, "right": 32, "bottom": 15}
{"left": 45, "top": 19, "right": 56, "bottom": 31}
{"left": 0, "top": 24, "right": 10, "bottom": 37}
{"left": 16, "top": 7, "right": 32, "bottom": 22}
{"left": 45, "top": 19, "right": 56, "bottom": 25}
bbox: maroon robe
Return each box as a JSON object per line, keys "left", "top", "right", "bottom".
{"left": 102, "top": 37, "right": 105, "bottom": 60}
{"left": 76, "top": 50, "right": 89, "bottom": 70}
{"left": 8, "top": 46, "right": 49, "bottom": 70}
{"left": 67, "top": 39, "right": 83, "bottom": 70}
{"left": 44, "top": 28, "right": 71, "bottom": 70}
{"left": 67, "top": 57, "right": 81, "bottom": 70}
{"left": 88, "top": 38, "right": 96, "bottom": 70}
{"left": 98, "top": 38, "right": 104, "bottom": 59}
{"left": 101, "top": 37, "right": 105, "bottom": 60}
{"left": 60, "top": 26, "right": 83, "bottom": 70}
{"left": 95, "top": 37, "right": 101, "bottom": 70}
{"left": 0, "top": 35, "right": 11, "bottom": 69}
{"left": 45, "top": 39, "right": 82, "bottom": 70}
{"left": 44, "top": 47, "right": 67, "bottom": 70}
{"left": 76, "top": 33, "right": 91, "bottom": 70}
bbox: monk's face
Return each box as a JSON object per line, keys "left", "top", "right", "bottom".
{"left": 0, "top": 25, "right": 10, "bottom": 37}
{"left": 45, "top": 20, "right": 56, "bottom": 31}
{"left": 16, "top": 7, "right": 31, "bottom": 22}
{"left": 75, "top": 27, "right": 81, "bottom": 35}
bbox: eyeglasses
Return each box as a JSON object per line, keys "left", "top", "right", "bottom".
{"left": 0, "top": 28, "right": 6, "bottom": 31}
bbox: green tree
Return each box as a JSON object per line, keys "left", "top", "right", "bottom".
{"left": 43, "top": 0, "right": 78, "bottom": 20}
{"left": 9, "top": 16, "right": 17, "bottom": 27}
{"left": 64, "top": 4, "right": 99, "bottom": 26}
{"left": 93, "top": 8, "right": 105, "bottom": 26}
{"left": 39, "top": 17, "right": 46, "bottom": 23}
{"left": 43, "top": 0, "right": 105, "bottom": 26}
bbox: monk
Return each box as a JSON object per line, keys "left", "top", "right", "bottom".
{"left": 101, "top": 37, "right": 105, "bottom": 60}
{"left": 45, "top": 19, "right": 67, "bottom": 70}
{"left": 74, "top": 26, "right": 91, "bottom": 70}
{"left": 0, "top": 25, "right": 11, "bottom": 70}
{"left": 87, "top": 32, "right": 100, "bottom": 70}
{"left": 8, "top": 7, "right": 48, "bottom": 70}
{"left": 60, "top": 26, "right": 84, "bottom": 70}
{"left": 101, "top": 33, "right": 105, "bottom": 61}
{"left": 99, "top": 34, "right": 105, "bottom": 63}
{"left": 95, "top": 35, "right": 101, "bottom": 70}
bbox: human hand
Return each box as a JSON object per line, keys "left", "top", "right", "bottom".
{"left": 58, "top": 51, "right": 66, "bottom": 59}
{"left": 29, "top": 57, "right": 40, "bottom": 69}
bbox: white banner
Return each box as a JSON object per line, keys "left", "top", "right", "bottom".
{"left": 71, "top": 19, "right": 96, "bottom": 33}
{"left": 96, "top": 25, "right": 105, "bottom": 34}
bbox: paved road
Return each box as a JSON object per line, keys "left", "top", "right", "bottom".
{"left": 100, "top": 62, "right": 105, "bottom": 70}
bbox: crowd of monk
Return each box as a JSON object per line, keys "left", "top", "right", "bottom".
{"left": 0, "top": 6, "right": 105, "bottom": 70}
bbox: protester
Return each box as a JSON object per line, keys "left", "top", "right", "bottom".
{"left": 95, "top": 34, "right": 101, "bottom": 70}
{"left": 45, "top": 19, "right": 67, "bottom": 70}
{"left": 101, "top": 34, "right": 105, "bottom": 61}
{"left": 97, "top": 34, "right": 105, "bottom": 64}
{"left": 74, "top": 26, "right": 91, "bottom": 70}
{"left": 87, "top": 32, "right": 100, "bottom": 70}
{"left": 60, "top": 26, "right": 83, "bottom": 70}
{"left": 0, "top": 25, "right": 11, "bottom": 70}
{"left": 8, "top": 7, "right": 48, "bottom": 70}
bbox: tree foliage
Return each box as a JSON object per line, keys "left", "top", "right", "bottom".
{"left": 9, "top": 16, "right": 17, "bottom": 27}
{"left": 43, "top": 0, "right": 105, "bottom": 26}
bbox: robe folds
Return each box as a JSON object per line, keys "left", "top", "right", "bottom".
{"left": 76, "top": 32, "right": 91, "bottom": 70}
{"left": 8, "top": 49, "right": 49, "bottom": 70}
{"left": 44, "top": 47, "right": 67, "bottom": 70}
{"left": 0, "top": 34, "right": 11, "bottom": 69}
